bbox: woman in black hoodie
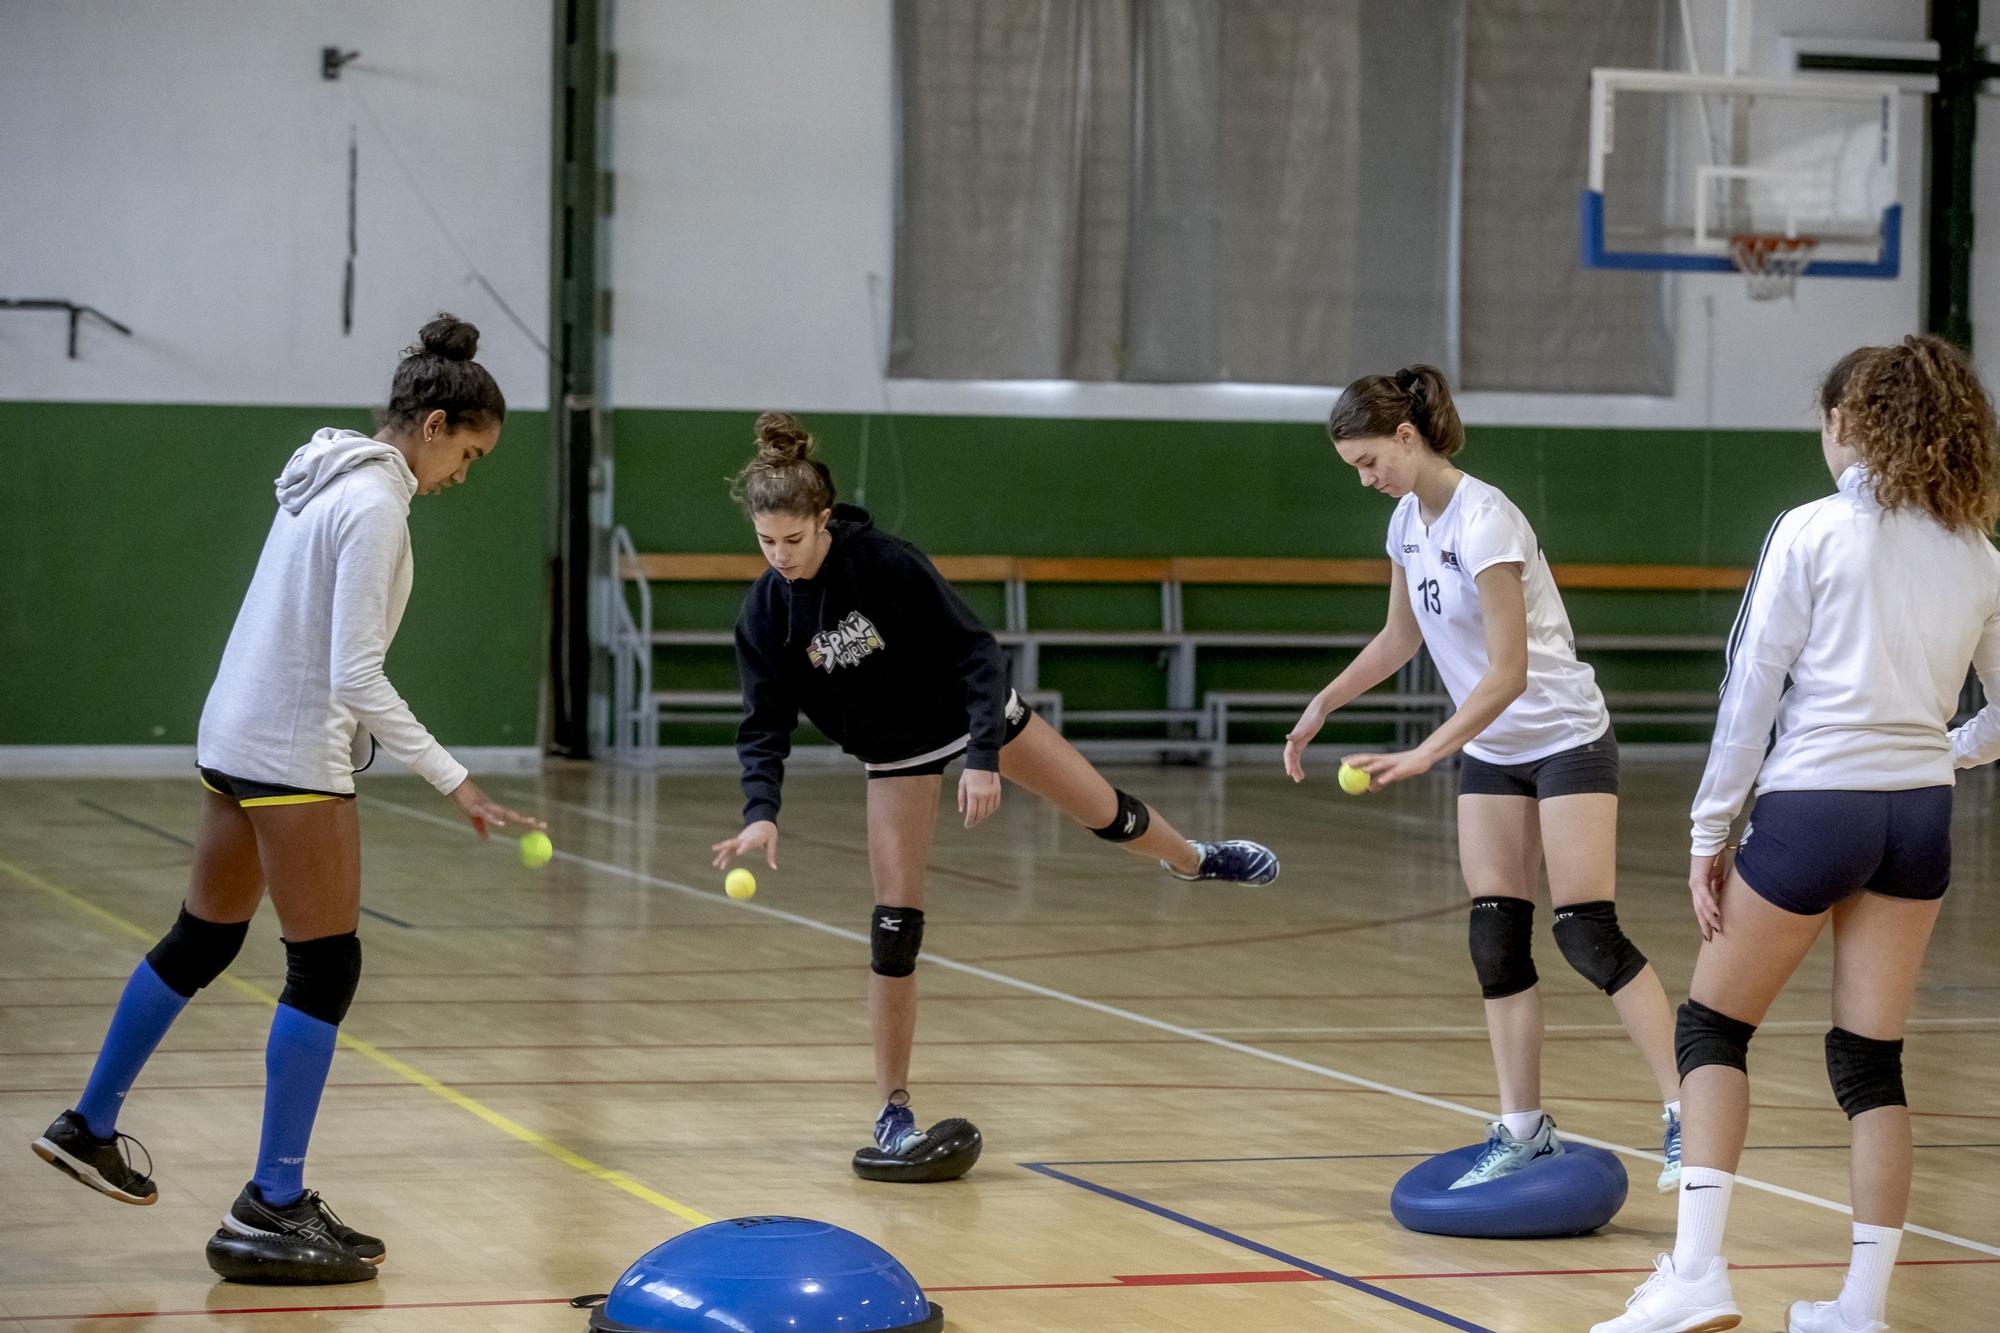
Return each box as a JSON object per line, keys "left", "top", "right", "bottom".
{"left": 711, "top": 412, "right": 1279, "bottom": 1182}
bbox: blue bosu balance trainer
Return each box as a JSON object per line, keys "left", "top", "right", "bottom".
{"left": 578, "top": 1216, "right": 944, "bottom": 1332}
{"left": 1390, "top": 1142, "right": 1629, "bottom": 1240}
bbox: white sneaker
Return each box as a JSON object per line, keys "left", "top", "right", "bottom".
{"left": 1787, "top": 1299, "right": 1887, "bottom": 1333}
{"left": 1450, "top": 1114, "right": 1563, "bottom": 1188}
{"left": 1591, "top": 1254, "right": 1741, "bottom": 1333}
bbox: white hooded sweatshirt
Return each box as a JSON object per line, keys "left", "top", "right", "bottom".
{"left": 197, "top": 428, "right": 468, "bottom": 796}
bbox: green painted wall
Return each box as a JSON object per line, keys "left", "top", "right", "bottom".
{"left": 3, "top": 402, "right": 1839, "bottom": 747}
{"left": 612, "top": 409, "right": 1836, "bottom": 744}
{"left": 1, "top": 403, "right": 547, "bottom": 747}
{"left": 612, "top": 409, "right": 1829, "bottom": 565}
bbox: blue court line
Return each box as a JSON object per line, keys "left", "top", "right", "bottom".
{"left": 1022, "top": 1161, "right": 1496, "bottom": 1332}
{"left": 76, "top": 798, "right": 415, "bottom": 930}
{"left": 79, "top": 798, "right": 193, "bottom": 848}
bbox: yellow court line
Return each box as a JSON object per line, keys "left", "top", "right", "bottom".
{"left": 0, "top": 855, "right": 713, "bottom": 1227}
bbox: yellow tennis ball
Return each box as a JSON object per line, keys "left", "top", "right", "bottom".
{"left": 725, "top": 868, "right": 757, "bottom": 900}
{"left": 1337, "top": 763, "right": 1371, "bottom": 796}
{"left": 519, "top": 831, "right": 553, "bottom": 868}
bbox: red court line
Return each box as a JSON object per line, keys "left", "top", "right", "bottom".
{"left": 0, "top": 1077, "right": 1390, "bottom": 1097}
{"left": 1356, "top": 1258, "right": 2000, "bottom": 1281}
{"left": 7, "top": 1296, "right": 578, "bottom": 1322}
{"left": 20, "top": 1259, "right": 1996, "bottom": 1321}
{"left": 0, "top": 1036, "right": 1193, "bottom": 1058}
{"left": 5, "top": 1077, "right": 1992, "bottom": 1125}
{"left": 21, "top": 972, "right": 1988, "bottom": 998}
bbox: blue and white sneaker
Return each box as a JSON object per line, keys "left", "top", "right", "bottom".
{"left": 1658, "top": 1106, "right": 1682, "bottom": 1192}
{"left": 874, "top": 1097, "right": 922, "bottom": 1155}
{"left": 1451, "top": 1115, "right": 1563, "bottom": 1189}
{"left": 1166, "top": 839, "right": 1279, "bottom": 886}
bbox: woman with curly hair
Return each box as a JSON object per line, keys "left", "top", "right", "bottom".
{"left": 1595, "top": 334, "right": 2000, "bottom": 1333}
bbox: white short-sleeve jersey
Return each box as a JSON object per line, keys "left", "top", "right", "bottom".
{"left": 1386, "top": 474, "right": 1609, "bottom": 764}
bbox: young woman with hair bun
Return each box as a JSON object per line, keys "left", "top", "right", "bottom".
{"left": 33, "top": 315, "right": 542, "bottom": 1285}
{"left": 1288, "top": 364, "right": 1685, "bottom": 1193}
{"left": 711, "top": 411, "right": 1279, "bottom": 1183}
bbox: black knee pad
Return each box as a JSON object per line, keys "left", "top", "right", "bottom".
{"left": 1468, "top": 897, "right": 1538, "bottom": 999}
{"left": 1091, "top": 790, "right": 1151, "bottom": 843}
{"left": 1676, "top": 999, "right": 1757, "bottom": 1079}
{"left": 1552, "top": 900, "right": 1649, "bottom": 996}
{"left": 145, "top": 904, "right": 250, "bottom": 998}
{"left": 1825, "top": 1027, "right": 1906, "bottom": 1118}
{"left": 870, "top": 906, "right": 925, "bottom": 978}
{"left": 278, "top": 932, "right": 362, "bottom": 1025}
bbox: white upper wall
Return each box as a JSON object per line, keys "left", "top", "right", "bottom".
{"left": 5, "top": 0, "right": 1990, "bottom": 427}
{"left": 0, "top": 0, "right": 552, "bottom": 408}
{"left": 608, "top": 0, "right": 1993, "bottom": 429}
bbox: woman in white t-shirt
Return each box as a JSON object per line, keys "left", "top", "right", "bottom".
{"left": 1286, "top": 364, "right": 1683, "bottom": 1190}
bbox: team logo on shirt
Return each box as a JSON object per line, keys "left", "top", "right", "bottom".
{"left": 807, "top": 611, "right": 886, "bottom": 672}
{"left": 1401, "top": 543, "right": 1420, "bottom": 554}
{"left": 1440, "top": 550, "right": 1461, "bottom": 570}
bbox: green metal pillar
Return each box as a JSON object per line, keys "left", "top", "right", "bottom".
{"left": 548, "top": 0, "right": 607, "bottom": 757}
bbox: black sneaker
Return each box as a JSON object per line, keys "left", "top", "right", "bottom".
{"left": 32, "top": 1110, "right": 157, "bottom": 1205}
{"left": 205, "top": 1183, "right": 382, "bottom": 1284}
{"left": 1165, "top": 839, "right": 1280, "bottom": 885}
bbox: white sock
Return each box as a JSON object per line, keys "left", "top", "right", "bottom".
{"left": 1671, "top": 1166, "right": 1735, "bottom": 1272}
{"left": 1500, "top": 1108, "right": 1545, "bottom": 1140}
{"left": 1838, "top": 1222, "right": 1902, "bottom": 1325}
{"left": 1665, "top": 1099, "right": 1682, "bottom": 1120}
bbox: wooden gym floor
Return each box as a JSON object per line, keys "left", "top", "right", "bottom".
{"left": 2, "top": 760, "right": 1995, "bottom": 1331}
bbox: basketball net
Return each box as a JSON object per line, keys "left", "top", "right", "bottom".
{"left": 1729, "top": 233, "right": 1819, "bottom": 301}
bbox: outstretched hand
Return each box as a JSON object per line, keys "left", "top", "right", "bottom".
{"left": 713, "top": 820, "right": 779, "bottom": 870}
{"left": 1340, "top": 749, "right": 1435, "bottom": 791}
{"left": 1282, "top": 705, "right": 1327, "bottom": 783}
{"left": 449, "top": 778, "right": 545, "bottom": 839}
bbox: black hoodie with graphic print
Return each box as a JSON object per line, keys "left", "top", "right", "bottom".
{"left": 734, "top": 505, "right": 1007, "bottom": 824}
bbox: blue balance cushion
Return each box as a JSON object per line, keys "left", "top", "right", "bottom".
{"left": 1390, "top": 1142, "right": 1629, "bottom": 1239}
{"left": 588, "top": 1217, "right": 942, "bottom": 1332}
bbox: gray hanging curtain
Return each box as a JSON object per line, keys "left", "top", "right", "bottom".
{"left": 893, "top": 0, "right": 1672, "bottom": 394}
{"left": 890, "top": 1, "right": 1129, "bottom": 379}
{"left": 1459, "top": 0, "right": 1675, "bottom": 393}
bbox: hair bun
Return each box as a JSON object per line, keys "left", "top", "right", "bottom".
{"left": 413, "top": 314, "right": 480, "bottom": 362}
{"left": 753, "top": 410, "right": 815, "bottom": 464}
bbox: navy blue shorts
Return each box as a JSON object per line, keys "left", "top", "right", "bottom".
{"left": 1735, "top": 787, "right": 1953, "bottom": 916}
{"left": 1459, "top": 732, "right": 1619, "bottom": 800}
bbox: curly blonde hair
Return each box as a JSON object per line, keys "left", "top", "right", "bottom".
{"left": 1819, "top": 335, "right": 1999, "bottom": 534}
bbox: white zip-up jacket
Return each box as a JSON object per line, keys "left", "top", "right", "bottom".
{"left": 1690, "top": 464, "right": 2000, "bottom": 855}
{"left": 196, "top": 428, "right": 468, "bottom": 796}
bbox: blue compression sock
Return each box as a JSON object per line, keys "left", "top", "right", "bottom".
{"left": 76, "top": 960, "right": 190, "bottom": 1138}
{"left": 250, "top": 1003, "right": 338, "bottom": 1206}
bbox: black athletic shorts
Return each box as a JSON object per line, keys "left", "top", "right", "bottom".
{"left": 1735, "top": 787, "right": 1952, "bottom": 915}
{"left": 865, "top": 690, "right": 1035, "bottom": 780}
{"left": 1459, "top": 731, "right": 1619, "bottom": 800}
{"left": 197, "top": 766, "right": 352, "bottom": 807}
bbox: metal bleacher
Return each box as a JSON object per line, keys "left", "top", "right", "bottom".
{"left": 609, "top": 526, "right": 1750, "bottom": 764}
